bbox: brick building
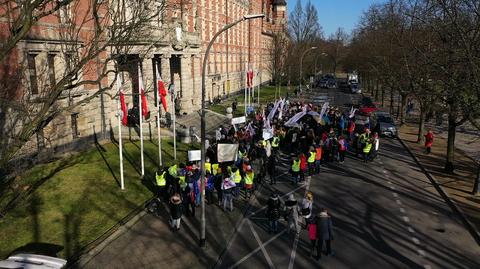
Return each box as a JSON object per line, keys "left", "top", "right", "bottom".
{"left": 0, "top": 0, "right": 287, "bottom": 163}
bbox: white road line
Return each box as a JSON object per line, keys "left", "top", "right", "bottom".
{"left": 288, "top": 174, "right": 312, "bottom": 269}
{"left": 418, "top": 249, "right": 427, "bottom": 257}
{"left": 400, "top": 208, "right": 405, "bottom": 213}
{"left": 393, "top": 193, "right": 398, "bottom": 198}
{"left": 396, "top": 199, "right": 402, "bottom": 205}
{"left": 403, "top": 216, "right": 410, "bottom": 222}
{"left": 248, "top": 220, "right": 275, "bottom": 269}
{"left": 388, "top": 181, "right": 393, "bottom": 185}
{"left": 227, "top": 230, "right": 287, "bottom": 269}
{"left": 408, "top": 227, "right": 415, "bottom": 233}
{"left": 412, "top": 237, "right": 420, "bottom": 245}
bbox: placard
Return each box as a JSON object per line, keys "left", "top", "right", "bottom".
{"left": 231, "top": 116, "right": 246, "bottom": 125}
{"left": 188, "top": 150, "right": 201, "bottom": 161}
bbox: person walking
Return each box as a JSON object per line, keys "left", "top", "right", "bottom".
{"left": 300, "top": 191, "right": 314, "bottom": 228}
{"left": 291, "top": 156, "right": 301, "bottom": 185}
{"left": 370, "top": 132, "right": 380, "bottom": 160}
{"left": 316, "top": 208, "right": 334, "bottom": 259}
{"left": 424, "top": 130, "right": 434, "bottom": 154}
{"left": 284, "top": 194, "right": 300, "bottom": 235}
{"left": 363, "top": 138, "right": 373, "bottom": 163}
{"left": 314, "top": 144, "right": 322, "bottom": 174}
{"left": 221, "top": 175, "right": 236, "bottom": 212}
{"left": 307, "top": 147, "right": 316, "bottom": 176}
{"left": 169, "top": 194, "right": 183, "bottom": 232}
{"left": 267, "top": 193, "right": 282, "bottom": 233}
{"left": 244, "top": 166, "right": 255, "bottom": 199}
{"left": 337, "top": 136, "right": 347, "bottom": 164}
{"left": 307, "top": 215, "right": 318, "bottom": 257}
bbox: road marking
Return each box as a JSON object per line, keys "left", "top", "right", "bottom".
{"left": 388, "top": 181, "right": 393, "bottom": 184}
{"left": 408, "top": 227, "right": 415, "bottom": 233}
{"left": 288, "top": 173, "right": 312, "bottom": 269}
{"left": 418, "top": 249, "right": 427, "bottom": 257}
{"left": 248, "top": 220, "right": 275, "bottom": 269}
{"left": 403, "top": 216, "right": 410, "bottom": 222}
{"left": 396, "top": 199, "right": 402, "bottom": 205}
{"left": 393, "top": 192, "right": 398, "bottom": 198}
{"left": 227, "top": 229, "right": 287, "bottom": 269}
{"left": 412, "top": 237, "right": 420, "bottom": 245}
{"left": 400, "top": 208, "right": 405, "bottom": 213}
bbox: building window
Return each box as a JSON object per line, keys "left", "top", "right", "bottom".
{"left": 27, "top": 53, "right": 39, "bottom": 94}
{"left": 36, "top": 128, "right": 45, "bottom": 150}
{"left": 47, "top": 54, "right": 56, "bottom": 89}
{"left": 71, "top": 113, "right": 79, "bottom": 138}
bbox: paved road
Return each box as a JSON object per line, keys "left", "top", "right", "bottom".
{"left": 215, "top": 88, "right": 480, "bottom": 269}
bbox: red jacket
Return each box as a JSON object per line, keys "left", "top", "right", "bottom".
{"left": 300, "top": 155, "right": 307, "bottom": 170}
{"left": 425, "top": 132, "right": 434, "bottom": 147}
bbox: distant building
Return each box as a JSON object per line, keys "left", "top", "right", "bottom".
{"left": 0, "top": 0, "right": 287, "bottom": 162}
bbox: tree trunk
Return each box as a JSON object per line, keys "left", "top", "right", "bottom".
{"left": 417, "top": 107, "right": 426, "bottom": 143}
{"left": 381, "top": 87, "right": 385, "bottom": 107}
{"left": 389, "top": 88, "right": 394, "bottom": 115}
{"left": 399, "top": 93, "right": 407, "bottom": 125}
{"left": 375, "top": 80, "right": 379, "bottom": 100}
{"left": 444, "top": 112, "right": 456, "bottom": 173}
{"left": 473, "top": 164, "right": 480, "bottom": 195}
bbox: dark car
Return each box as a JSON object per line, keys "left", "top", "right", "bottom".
{"left": 374, "top": 111, "right": 397, "bottom": 137}
{"left": 350, "top": 83, "right": 362, "bottom": 94}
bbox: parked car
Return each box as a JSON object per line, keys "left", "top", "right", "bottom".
{"left": 0, "top": 254, "right": 67, "bottom": 269}
{"left": 327, "top": 79, "right": 337, "bottom": 89}
{"left": 374, "top": 111, "right": 397, "bottom": 137}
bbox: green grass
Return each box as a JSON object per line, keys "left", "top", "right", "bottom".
{"left": 208, "top": 85, "right": 292, "bottom": 116}
{"left": 0, "top": 138, "right": 196, "bottom": 259}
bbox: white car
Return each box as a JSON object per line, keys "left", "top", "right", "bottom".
{"left": 0, "top": 254, "right": 67, "bottom": 269}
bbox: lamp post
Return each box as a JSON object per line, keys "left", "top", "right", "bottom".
{"left": 299, "top": 46, "right": 317, "bottom": 91}
{"left": 314, "top": 52, "right": 328, "bottom": 75}
{"left": 200, "top": 13, "right": 265, "bottom": 247}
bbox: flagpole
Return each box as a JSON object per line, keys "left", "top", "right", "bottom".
{"left": 155, "top": 63, "right": 163, "bottom": 167}
{"left": 244, "top": 63, "right": 247, "bottom": 116}
{"left": 138, "top": 64, "right": 145, "bottom": 177}
{"left": 117, "top": 79, "right": 125, "bottom": 190}
{"left": 171, "top": 85, "right": 177, "bottom": 160}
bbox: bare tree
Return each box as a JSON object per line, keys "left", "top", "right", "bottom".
{"left": 288, "top": 0, "right": 323, "bottom": 43}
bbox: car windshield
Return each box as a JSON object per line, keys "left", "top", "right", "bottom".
{"left": 377, "top": 115, "right": 393, "bottom": 123}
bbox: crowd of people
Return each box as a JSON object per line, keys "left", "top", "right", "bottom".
{"left": 152, "top": 95, "right": 384, "bottom": 259}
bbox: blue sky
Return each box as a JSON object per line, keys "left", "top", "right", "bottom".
{"left": 286, "top": 0, "right": 386, "bottom": 37}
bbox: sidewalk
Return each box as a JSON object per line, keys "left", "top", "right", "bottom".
{"left": 398, "top": 122, "right": 480, "bottom": 239}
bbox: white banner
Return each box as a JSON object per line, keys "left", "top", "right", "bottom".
{"left": 319, "top": 102, "right": 329, "bottom": 121}
{"left": 231, "top": 116, "right": 246, "bottom": 125}
{"left": 262, "top": 128, "right": 274, "bottom": 140}
{"left": 188, "top": 150, "right": 201, "bottom": 161}
{"left": 284, "top": 111, "right": 307, "bottom": 127}
{"left": 267, "top": 100, "right": 281, "bottom": 121}
{"left": 217, "top": 144, "right": 239, "bottom": 163}
{"left": 278, "top": 98, "right": 285, "bottom": 119}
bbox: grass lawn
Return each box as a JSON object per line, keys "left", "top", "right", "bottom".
{"left": 208, "top": 85, "right": 292, "bottom": 116}
{"left": 0, "top": 138, "right": 196, "bottom": 259}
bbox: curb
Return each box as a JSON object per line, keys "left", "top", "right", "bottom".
{"left": 397, "top": 136, "right": 480, "bottom": 246}
{"left": 67, "top": 198, "right": 152, "bottom": 268}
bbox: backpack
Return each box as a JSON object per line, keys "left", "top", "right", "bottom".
{"left": 301, "top": 207, "right": 311, "bottom": 216}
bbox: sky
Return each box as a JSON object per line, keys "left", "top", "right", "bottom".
{"left": 286, "top": 0, "right": 386, "bottom": 37}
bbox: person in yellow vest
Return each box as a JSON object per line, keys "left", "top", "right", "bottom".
{"left": 291, "top": 157, "right": 301, "bottom": 186}
{"left": 167, "top": 164, "right": 179, "bottom": 195}
{"left": 271, "top": 136, "right": 280, "bottom": 155}
{"left": 155, "top": 169, "right": 168, "bottom": 201}
{"left": 363, "top": 138, "right": 373, "bottom": 163}
{"left": 307, "top": 146, "right": 316, "bottom": 176}
{"left": 231, "top": 166, "right": 242, "bottom": 197}
{"left": 212, "top": 163, "right": 220, "bottom": 176}
{"left": 205, "top": 158, "right": 212, "bottom": 174}
{"left": 244, "top": 166, "right": 255, "bottom": 199}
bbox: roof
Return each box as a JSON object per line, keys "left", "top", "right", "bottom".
{"left": 273, "top": 0, "right": 287, "bottom": 5}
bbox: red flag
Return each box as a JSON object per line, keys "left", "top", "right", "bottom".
{"left": 141, "top": 89, "right": 148, "bottom": 118}
{"left": 156, "top": 65, "right": 168, "bottom": 112}
{"left": 120, "top": 91, "right": 128, "bottom": 126}
{"left": 247, "top": 70, "right": 254, "bottom": 87}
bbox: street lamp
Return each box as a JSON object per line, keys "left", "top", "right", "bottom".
{"left": 314, "top": 52, "right": 328, "bottom": 75}
{"left": 299, "top": 46, "right": 318, "bottom": 91}
{"left": 200, "top": 13, "right": 265, "bottom": 247}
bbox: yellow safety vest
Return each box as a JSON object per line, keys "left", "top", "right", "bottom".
{"left": 307, "top": 151, "right": 316, "bottom": 163}
{"left": 179, "top": 176, "right": 187, "bottom": 189}
{"left": 232, "top": 170, "right": 242, "bottom": 184}
{"left": 156, "top": 171, "right": 166, "bottom": 187}
{"left": 245, "top": 172, "right": 254, "bottom": 185}
{"left": 292, "top": 160, "right": 300, "bottom": 172}
{"left": 363, "top": 142, "right": 372, "bottom": 153}
{"left": 272, "top": 137, "right": 280, "bottom": 148}
{"left": 205, "top": 162, "right": 212, "bottom": 173}
{"left": 168, "top": 165, "right": 178, "bottom": 177}
{"left": 212, "top": 163, "right": 219, "bottom": 175}
{"left": 261, "top": 140, "right": 267, "bottom": 147}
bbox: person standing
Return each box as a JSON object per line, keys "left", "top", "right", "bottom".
{"left": 169, "top": 194, "right": 183, "bottom": 232}
{"left": 363, "top": 138, "right": 373, "bottom": 163}
{"left": 370, "top": 132, "right": 380, "bottom": 160}
{"left": 316, "top": 208, "right": 334, "bottom": 259}
{"left": 284, "top": 194, "right": 299, "bottom": 235}
{"left": 424, "top": 130, "right": 434, "bottom": 154}
{"left": 299, "top": 153, "right": 307, "bottom": 182}
{"left": 221, "top": 176, "right": 236, "bottom": 212}
{"left": 337, "top": 136, "right": 347, "bottom": 164}
{"left": 307, "top": 147, "right": 316, "bottom": 176}
{"left": 314, "top": 143, "right": 323, "bottom": 174}
{"left": 244, "top": 166, "right": 255, "bottom": 199}
{"left": 307, "top": 215, "right": 318, "bottom": 257}
{"left": 291, "top": 157, "right": 300, "bottom": 185}
{"left": 267, "top": 193, "right": 282, "bottom": 233}
{"left": 267, "top": 153, "right": 277, "bottom": 185}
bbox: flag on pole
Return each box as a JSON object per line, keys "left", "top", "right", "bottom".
{"left": 138, "top": 70, "right": 149, "bottom": 119}
{"left": 120, "top": 90, "right": 128, "bottom": 126}
{"left": 247, "top": 70, "right": 254, "bottom": 87}
{"left": 156, "top": 64, "right": 168, "bottom": 112}
{"left": 267, "top": 99, "right": 281, "bottom": 121}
